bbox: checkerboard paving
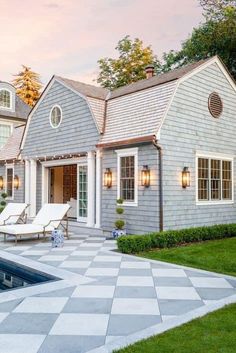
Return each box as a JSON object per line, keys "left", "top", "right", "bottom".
{"left": 0, "top": 234, "right": 235, "bottom": 353}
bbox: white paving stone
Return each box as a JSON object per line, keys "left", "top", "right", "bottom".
{"left": 59, "top": 261, "right": 91, "bottom": 268}
{"left": 156, "top": 286, "right": 201, "bottom": 300}
{"left": 0, "top": 313, "right": 8, "bottom": 323}
{"left": 111, "top": 298, "right": 160, "bottom": 315}
{"left": 190, "top": 277, "right": 233, "bottom": 288}
{"left": 13, "top": 297, "right": 68, "bottom": 313}
{"left": 72, "top": 285, "right": 115, "bottom": 298}
{"left": 93, "top": 256, "right": 122, "bottom": 262}
{"left": 20, "top": 250, "right": 49, "bottom": 256}
{"left": 50, "top": 313, "right": 109, "bottom": 335}
{"left": 0, "top": 334, "right": 45, "bottom": 353}
{"left": 71, "top": 250, "right": 98, "bottom": 256}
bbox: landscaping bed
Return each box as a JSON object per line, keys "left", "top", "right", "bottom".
{"left": 117, "top": 223, "right": 236, "bottom": 254}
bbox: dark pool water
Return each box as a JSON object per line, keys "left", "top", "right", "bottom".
{"left": 0, "top": 258, "right": 58, "bottom": 292}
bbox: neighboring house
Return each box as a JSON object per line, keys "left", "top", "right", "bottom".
{"left": 11, "top": 55, "right": 236, "bottom": 235}
{"left": 0, "top": 82, "right": 30, "bottom": 201}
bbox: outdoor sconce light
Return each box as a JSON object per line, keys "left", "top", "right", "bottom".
{"left": 13, "top": 175, "right": 20, "bottom": 190}
{"left": 141, "top": 165, "right": 150, "bottom": 187}
{"left": 0, "top": 176, "right": 3, "bottom": 190}
{"left": 104, "top": 168, "right": 112, "bottom": 188}
{"left": 182, "top": 167, "right": 190, "bottom": 188}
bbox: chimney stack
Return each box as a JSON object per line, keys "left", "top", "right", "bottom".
{"left": 145, "top": 65, "right": 155, "bottom": 79}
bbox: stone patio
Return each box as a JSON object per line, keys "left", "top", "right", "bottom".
{"left": 0, "top": 233, "right": 235, "bottom": 353}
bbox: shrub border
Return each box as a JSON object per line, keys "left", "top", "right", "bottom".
{"left": 117, "top": 224, "right": 236, "bottom": 254}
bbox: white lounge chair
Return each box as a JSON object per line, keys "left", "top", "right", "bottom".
{"left": 0, "top": 203, "right": 28, "bottom": 226}
{"left": 0, "top": 203, "right": 70, "bottom": 244}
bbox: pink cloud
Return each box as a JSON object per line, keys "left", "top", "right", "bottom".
{"left": 0, "top": 0, "right": 203, "bottom": 86}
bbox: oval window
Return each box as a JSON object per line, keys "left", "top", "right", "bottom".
{"left": 50, "top": 105, "right": 62, "bottom": 128}
{"left": 208, "top": 92, "right": 223, "bottom": 118}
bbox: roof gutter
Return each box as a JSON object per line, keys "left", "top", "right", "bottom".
{"left": 152, "top": 138, "right": 164, "bottom": 232}
{"left": 96, "top": 135, "right": 155, "bottom": 149}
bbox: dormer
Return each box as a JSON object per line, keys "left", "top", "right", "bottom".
{"left": 0, "top": 82, "right": 16, "bottom": 113}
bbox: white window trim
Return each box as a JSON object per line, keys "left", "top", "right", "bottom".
{"left": 0, "top": 88, "right": 12, "bottom": 110}
{"left": 49, "top": 105, "right": 62, "bottom": 129}
{"left": 5, "top": 164, "right": 14, "bottom": 200}
{"left": 77, "top": 164, "right": 88, "bottom": 223}
{"left": 195, "top": 152, "right": 234, "bottom": 205}
{"left": 116, "top": 147, "right": 138, "bottom": 207}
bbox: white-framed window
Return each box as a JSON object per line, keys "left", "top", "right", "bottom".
{"left": 116, "top": 148, "right": 138, "bottom": 206}
{"left": 0, "top": 89, "right": 12, "bottom": 109}
{"left": 0, "top": 122, "right": 12, "bottom": 148}
{"left": 197, "top": 154, "right": 233, "bottom": 204}
{"left": 49, "top": 105, "right": 62, "bottom": 128}
{"left": 6, "top": 165, "right": 14, "bottom": 199}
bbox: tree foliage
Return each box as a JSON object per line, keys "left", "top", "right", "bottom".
{"left": 12, "top": 65, "right": 42, "bottom": 106}
{"left": 160, "top": 0, "right": 236, "bottom": 79}
{"left": 97, "top": 36, "right": 160, "bottom": 89}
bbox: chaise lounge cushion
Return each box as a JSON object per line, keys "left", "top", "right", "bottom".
{"left": 0, "top": 203, "right": 28, "bottom": 225}
{"left": 0, "top": 223, "right": 55, "bottom": 235}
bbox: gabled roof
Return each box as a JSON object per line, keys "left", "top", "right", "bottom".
{"left": 0, "top": 81, "right": 31, "bottom": 120}
{"left": 109, "top": 58, "right": 212, "bottom": 99}
{"left": 55, "top": 76, "right": 109, "bottom": 100}
{"left": 0, "top": 125, "right": 25, "bottom": 161}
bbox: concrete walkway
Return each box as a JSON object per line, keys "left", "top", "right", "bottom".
{"left": 0, "top": 234, "right": 235, "bottom": 353}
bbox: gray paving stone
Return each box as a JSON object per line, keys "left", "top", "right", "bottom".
{"left": 38, "top": 335, "right": 105, "bottom": 353}
{"left": 90, "top": 262, "right": 121, "bottom": 268}
{"left": 154, "top": 277, "right": 193, "bottom": 287}
{"left": 114, "top": 286, "right": 157, "bottom": 298}
{"left": 118, "top": 269, "right": 153, "bottom": 276}
{"left": 196, "top": 288, "right": 236, "bottom": 300}
{"left": 36, "top": 286, "right": 77, "bottom": 298}
{"left": 67, "top": 256, "right": 95, "bottom": 261}
{"left": 0, "top": 313, "right": 58, "bottom": 334}
{"left": 184, "top": 270, "right": 217, "bottom": 277}
{"left": 228, "top": 279, "right": 236, "bottom": 288}
{"left": 63, "top": 298, "right": 113, "bottom": 314}
{"left": 107, "top": 314, "right": 162, "bottom": 335}
{"left": 0, "top": 299, "right": 23, "bottom": 312}
{"left": 159, "top": 299, "right": 204, "bottom": 316}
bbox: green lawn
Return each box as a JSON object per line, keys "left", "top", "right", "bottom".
{"left": 138, "top": 237, "right": 236, "bottom": 277}
{"left": 115, "top": 304, "right": 236, "bottom": 353}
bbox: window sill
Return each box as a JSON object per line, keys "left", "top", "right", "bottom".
{"left": 196, "top": 200, "right": 234, "bottom": 206}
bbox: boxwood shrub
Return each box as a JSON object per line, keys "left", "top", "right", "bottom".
{"left": 117, "top": 223, "right": 236, "bottom": 254}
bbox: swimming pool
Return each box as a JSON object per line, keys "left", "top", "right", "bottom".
{"left": 0, "top": 257, "right": 58, "bottom": 292}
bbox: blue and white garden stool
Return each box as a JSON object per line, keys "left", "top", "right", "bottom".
{"left": 51, "top": 229, "right": 64, "bottom": 248}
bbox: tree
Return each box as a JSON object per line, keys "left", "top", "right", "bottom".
{"left": 97, "top": 36, "right": 160, "bottom": 89}
{"left": 160, "top": 0, "right": 236, "bottom": 79}
{"left": 12, "top": 65, "right": 42, "bottom": 106}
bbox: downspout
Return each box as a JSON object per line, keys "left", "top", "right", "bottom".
{"left": 152, "top": 138, "right": 164, "bottom": 232}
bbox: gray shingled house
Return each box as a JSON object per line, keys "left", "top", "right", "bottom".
{"left": 0, "top": 82, "right": 30, "bottom": 204}
{"left": 3, "top": 56, "right": 236, "bottom": 235}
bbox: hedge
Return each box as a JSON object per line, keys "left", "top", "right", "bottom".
{"left": 117, "top": 223, "right": 236, "bottom": 254}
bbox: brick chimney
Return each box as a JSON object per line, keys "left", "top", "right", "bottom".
{"left": 145, "top": 65, "right": 155, "bottom": 79}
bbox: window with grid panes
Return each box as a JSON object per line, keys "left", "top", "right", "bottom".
{"left": 78, "top": 166, "right": 87, "bottom": 218}
{"left": 198, "top": 157, "right": 232, "bottom": 202}
{"left": 0, "top": 90, "right": 11, "bottom": 109}
{"left": 120, "top": 156, "right": 135, "bottom": 202}
{"left": 0, "top": 124, "right": 11, "bottom": 148}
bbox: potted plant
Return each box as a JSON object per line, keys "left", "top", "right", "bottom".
{"left": 112, "top": 198, "right": 126, "bottom": 238}
{"left": 0, "top": 192, "right": 7, "bottom": 213}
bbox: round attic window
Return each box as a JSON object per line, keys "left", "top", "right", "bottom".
{"left": 50, "top": 105, "right": 62, "bottom": 128}
{"left": 208, "top": 92, "right": 223, "bottom": 118}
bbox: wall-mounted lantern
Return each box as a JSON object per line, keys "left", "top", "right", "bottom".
{"left": 0, "top": 176, "right": 3, "bottom": 190}
{"left": 104, "top": 168, "right": 112, "bottom": 188}
{"left": 13, "top": 175, "right": 20, "bottom": 189}
{"left": 141, "top": 165, "right": 150, "bottom": 187}
{"left": 182, "top": 167, "right": 190, "bottom": 188}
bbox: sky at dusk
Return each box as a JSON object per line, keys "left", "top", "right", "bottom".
{"left": 0, "top": 0, "right": 203, "bottom": 87}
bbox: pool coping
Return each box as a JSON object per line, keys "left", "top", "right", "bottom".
{"left": 0, "top": 250, "right": 94, "bottom": 304}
